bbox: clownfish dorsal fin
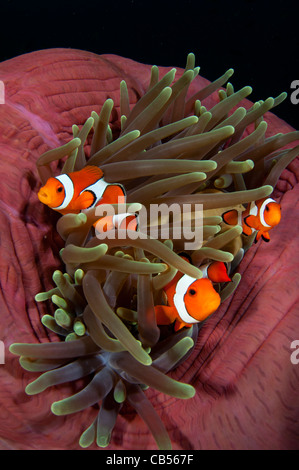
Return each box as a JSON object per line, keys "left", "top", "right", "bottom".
{"left": 222, "top": 209, "right": 239, "bottom": 226}
{"left": 207, "top": 261, "right": 231, "bottom": 283}
{"left": 81, "top": 165, "right": 104, "bottom": 179}
{"left": 244, "top": 214, "right": 258, "bottom": 230}
{"left": 67, "top": 165, "right": 104, "bottom": 190}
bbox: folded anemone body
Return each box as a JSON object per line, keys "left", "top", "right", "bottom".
{"left": 1, "top": 49, "right": 299, "bottom": 450}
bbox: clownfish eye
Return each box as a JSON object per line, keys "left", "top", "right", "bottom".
{"left": 57, "top": 186, "right": 63, "bottom": 193}
{"left": 189, "top": 289, "right": 196, "bottom": 296}
{"left": 265, "top": 205, "right": 269, "bottom": 211}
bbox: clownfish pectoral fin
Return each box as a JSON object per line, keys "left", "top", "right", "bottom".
{"left": 243, "top": 215, "right": 258, "bottom": 233}
{"left": 74, "top": 190, "right": 96, "bottom": 210}
{"left": 222, "top": 209, "right": 239, "bottom": 226}
{"left": 242, "top": 223, "right": 253, "bottom": 236}
{"left": 261, "top": 231, "right": 270, "bottom": 242}
{"left": 154, "top": 305, "right": 177, "bottom": 325}
{"left": 254, "top": 230, "right": 262, "bottom": 243}
{"left": 208, "top": 261, "right": 231, "bottom": 283}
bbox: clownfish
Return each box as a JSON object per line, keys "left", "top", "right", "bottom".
{"left": 222, "top": 197, "right": 281, "bottom": 242}
{"left": 38, "top": 165, "right": 126, "bottom": 215}
{"left": 154, "top": 256, "right": 231, "bottom": 331}
{"left": 38, "top": 165, "right": 138, "bottom": 231}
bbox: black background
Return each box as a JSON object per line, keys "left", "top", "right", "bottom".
{"left": 1, "top": 0, "right": 298, "bottom": 128}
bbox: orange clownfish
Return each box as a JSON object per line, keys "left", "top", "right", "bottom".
{"left": 38, "top": 165, "right": 126, "bottom": 215}
{"left": 154, "top": 257, "right": 231, "bottom": 331}
{"left": 38, "top": 165, "right": 138, "bottom": 231}
{"left": 222, "top": 197, "right": 281, "bottom": 242}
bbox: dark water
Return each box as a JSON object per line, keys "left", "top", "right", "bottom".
{"left": 0, "top": 0, "right": 297, "bottom": 128}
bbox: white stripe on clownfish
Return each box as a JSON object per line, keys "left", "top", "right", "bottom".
{"left": 173, "top": 274, "right": 199, "bottom": 324}
{"left": 247, "top": 201, "right": 258, "bottom": 233}
{"left": 198, "top": 263, "right": 209, "bottom": 279}
{"left": 249, "top": 201, "right": 258, "bottom": 217}
{"left": 53, "top": 174, "right": 74, "bottom": 210}
{"left": 259, "top": 197, "right": 275, "bottom": 228}
{"left": 80, "top": 177, "right": 110, "bottom": 209}
{"left": 112, "top": 212, "right": 139, "bottom": 229}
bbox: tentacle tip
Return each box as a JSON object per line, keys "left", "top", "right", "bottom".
{"left": 142, "top": 355, "right": 153, "bottom": 366}
{"left": 226, "top": 252, "right": 234, "bottom": 262}
{"left": 224, "top": 125, "right": 235, "bottom": 136}
{"left": 73, "top": 137, "right": 82, "bottom": 147}
{"left": 97, "top": 435, "right": 110, "bottom": 448}
{"left": 258, "top": 120, "right": 268, "bottom": 130}
{"left": 86, "top": 116, "right": 94, "bottom": 125}
{"left": 79, "top": 439, "right": 91, "bottom": 449}
{"left": 52, "top": 269, "right": 62, "bottom": 279}
{"left": 25, "top": 384, "right": 38, "bottom": 396}
{"left": 185, "top": 385, "right": 196, "bottom": 399}
{"left": 183, "top": 337, "right": 195, "bottom": 349}
{"left": 51, "top": 402, "right": 62, "bottom": 416}
{"left": 8, "top": 343, "right": 20, "bottom": 355}
{"left": 264, "top": 184, "right": 274, "bottom": 194}
{"left": 78, "top": 212, "right": 87, "bottom": 222}
{"left": 233, "top": 273, "right": 242, "bottom": 282}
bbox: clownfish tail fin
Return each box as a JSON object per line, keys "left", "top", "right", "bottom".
{"left": 208, "top": 261, "right": 231, "bottom": 283}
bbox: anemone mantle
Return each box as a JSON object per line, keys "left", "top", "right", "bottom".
{"left": 0, "top": 48, "right": 298, "bottom": 450}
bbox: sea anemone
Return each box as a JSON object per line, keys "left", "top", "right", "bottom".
{"left": 2, "top": 49, "right": 299, "bottom": 450}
